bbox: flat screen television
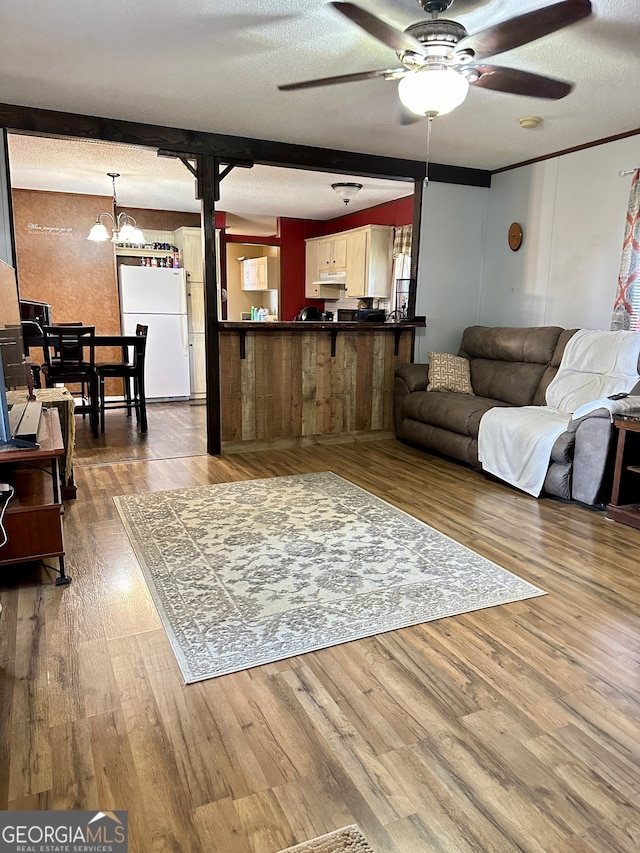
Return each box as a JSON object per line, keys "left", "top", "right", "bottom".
{"left": 0, "top": 260, "right": 26, "bottom": 387}
{"left": 0, "top": 348, "right": 38, "bottom": 449}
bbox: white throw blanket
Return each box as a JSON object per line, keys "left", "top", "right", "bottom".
{"left": 478, "top": 329, "right": 640, "bottom": 497}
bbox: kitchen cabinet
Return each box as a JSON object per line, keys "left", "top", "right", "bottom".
{"left": 173, "top": 226, "right": 204, "bottom": 282}
{"left": 304, "top": 240, "right": 342, "bottom": 299}
{"left": 171, "top": 226, "right": 220, "bottom": 399}
{"left": 173, "top": 227, "right": 205, "bottom": 399}
{"left": 186, "top": 280, "right": 204, "bottom": 334}
{"left": 188, "top": 332, "right": 206, "bottom": 397}
{"left": 241, "top": 256, "right": 280, "bottom": 291}
{"left": 345, "top": 225, "right": 393, "bottom": 298}
{"left": 186, "top": 280, "right": 206, "bottom": 397}
{"left": 316, "top": 235, "right": 347, "bottom": 271}
{"left": 305, "top": 224, "right": 393, "bottom": 300}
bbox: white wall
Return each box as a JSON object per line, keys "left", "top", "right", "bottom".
{"left": 413, "top": 133, "right": 640, "bottom": 361}
{"left": 414, "top": 180, "right": 489, "bottom": 361}
{"left": 480, "top": 135, "right": 640, "bottom": 331}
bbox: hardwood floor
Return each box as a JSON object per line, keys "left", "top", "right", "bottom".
{"left": 2, "top": 403, "right": 640, "bottom": 852}
{"left": 72, "top": 400, "right": 207, "bottom": 466}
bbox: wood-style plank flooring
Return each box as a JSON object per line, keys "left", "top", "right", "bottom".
{"left": 1, "top": 402, "right": 640, "bottom": 852}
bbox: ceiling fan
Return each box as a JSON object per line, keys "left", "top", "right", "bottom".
{"left": 278, "top": 0, "right": 593, "bottom": 117}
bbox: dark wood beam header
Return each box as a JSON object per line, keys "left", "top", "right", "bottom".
{"left": 0, "top": 102, "right": 491, "bottom": 188}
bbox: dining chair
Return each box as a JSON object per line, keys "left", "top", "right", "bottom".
{"left": 20, "top": 320, "right": 44, "bottom": 388}
{"left": 41, "top": 324, "right": 99, "bottom": 437}
{"left": 50, "top": 321, "right": 91, "bottom": 408}
{"left": 96, "top": 324, "right": 148, "bottom": 433}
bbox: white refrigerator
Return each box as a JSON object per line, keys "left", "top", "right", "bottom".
{"left": 119, "top": 266, "right": 190, "bottom": 400}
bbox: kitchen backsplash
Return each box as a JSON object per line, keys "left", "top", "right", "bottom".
{"left": 330, "top": 294, "right": 391, "bottom": 314}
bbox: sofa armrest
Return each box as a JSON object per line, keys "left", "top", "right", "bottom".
{"left": 571, "top": 414, "right": 615, "bottom": 505}
{"left": 395, "top": 363, "right": 429, "bottom": 438}
{"left": 565, "top": 406, "right": 611, "bottom": 433}
{"left": 395, "top": 363, "right": 429, "bottom": 392}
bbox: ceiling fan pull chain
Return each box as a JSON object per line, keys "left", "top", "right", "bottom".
{"left": 424, "top": 115, "right": 433, "bottom": 190}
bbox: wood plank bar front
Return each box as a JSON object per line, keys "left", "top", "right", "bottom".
{"left": 218, "top": 322, "right": 420, "bottom": 449}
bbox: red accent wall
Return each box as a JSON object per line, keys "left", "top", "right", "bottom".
{"left": 276, "top": 195, "right": 414, "bottom": 319}
{"left": 279, "top": 219, "right": 326, "bottom": 320}
{"left": 323, "top": 194, "right": 413, "bottom": 232}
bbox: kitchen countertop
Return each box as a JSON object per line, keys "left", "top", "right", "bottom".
{"left": 218, "top": 320, "right": 425, "bottom": 331}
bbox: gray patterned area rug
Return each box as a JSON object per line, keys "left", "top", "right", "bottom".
{"left": 113, "top": 472, "right": 545, "bottom": 683}
{"left": 277, "top": 825, "right": 374, "bottom": 853}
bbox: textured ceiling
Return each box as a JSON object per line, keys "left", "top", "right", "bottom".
{"left": 7, "top": 134, "right": 413, "bottom": 219}
{"left": 2, "top": 0, "right": 640, "bottom": 218}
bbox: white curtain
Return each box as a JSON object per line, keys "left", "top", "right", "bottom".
{"left": 611, "top": 169, "right": 640, "bottom": 331}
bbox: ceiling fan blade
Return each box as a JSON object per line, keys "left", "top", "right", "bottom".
{"left": 470, "top": 64, "right": 573, "bottom": 99}
{"left": 329, "top": 1, "right": 425, "bottom": 55}
{"left": 459, "top": 0, "right": 592, "bottom": 61}
{"left": 278, "top": 67, "right": 406, "bottom": 91}
{"left": 449, "top": 0, "right": 492, "bottom": 10}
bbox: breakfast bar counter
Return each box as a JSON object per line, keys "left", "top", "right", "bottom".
{"left": 219, "top": 320, "right": 423, "bottom": 450}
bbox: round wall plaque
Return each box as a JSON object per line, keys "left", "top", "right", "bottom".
{"left": 508, "top": 222, "right": 523, "bottom": 251}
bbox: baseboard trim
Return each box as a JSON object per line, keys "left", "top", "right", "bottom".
{"left": 221, "top": 430, "right": 395, "bottom": 454}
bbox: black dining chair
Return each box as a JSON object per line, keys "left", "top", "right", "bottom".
{"left": 96, "top": 324, "right": 148, "bottom": 433}
{"left": 41, "top": 324, "right": 99, "bottom": 437}
{"left": 20, "top": 320, "right": 44, "bottom": 388}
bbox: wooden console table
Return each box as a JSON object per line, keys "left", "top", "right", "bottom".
{"left": 606, "top": 412, "right": 640, "bottom": 529}
{"left": 0, "top": 408, "right": 70, "bottom": 584}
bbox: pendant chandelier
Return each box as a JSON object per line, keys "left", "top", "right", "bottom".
{"left": 87, "top": 172, "right": 145, "bottom": 244}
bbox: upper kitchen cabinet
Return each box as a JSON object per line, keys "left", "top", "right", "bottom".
{"left": 316, "top": 234, "right": 347, "bottom": 272}
{"left": 345, "top": 225, "right": 393, "bottom": 299}
{"left": 305, "top": 224, "right": 393, "bottom": 300}
{"left": 173, "top": 226, "right": 204, "bottom": 282}
{"left": 304, "top": 241, "right": 343, "bottom": 299}
{"left": 241, "top": 255, "right": 280, "bottom": 291}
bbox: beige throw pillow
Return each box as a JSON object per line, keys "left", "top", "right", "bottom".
{"left": 427, "top": 352, "right": 474, "bottom": 394}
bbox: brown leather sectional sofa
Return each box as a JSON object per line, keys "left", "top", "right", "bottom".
{"left": 394, "top": 325, "right": 623, "bottom": 505}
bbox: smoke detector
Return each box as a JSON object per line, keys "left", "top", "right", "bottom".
{"left": 518, "top": 116, "right": 542, "bottom": 129}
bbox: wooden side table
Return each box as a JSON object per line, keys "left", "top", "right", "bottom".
{"left": 0, "top": 408, "right": 70, "bottom": 584}
{"left": 606, "top": 412, "right": 640, "bottom": 529}
{"left": 6, "top": 386, "right": 77, "bottom": 499}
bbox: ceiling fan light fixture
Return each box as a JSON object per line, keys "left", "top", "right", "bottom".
{"left": 397, "top": 65, "right": 469, "bottom": 117}
{"left": 331, "top": 182, "right": 363, "bottom": 205}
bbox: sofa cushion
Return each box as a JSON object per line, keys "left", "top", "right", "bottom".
{"left": 469, "top": 359, "right": 549, "bottom": 407}
{"left": 458, "top": 326, "right": 565, "bottom": 407}
{"left": 459, "top": 325, "right": 564, "bottom": 364}
{"left": 402, "top": 390, "right": 510, "bottom": 437}
{"left": 427, "top": 352, "right": 473, "bottom": 394}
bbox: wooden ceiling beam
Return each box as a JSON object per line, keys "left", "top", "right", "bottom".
{"left": 0, "top": 102, "right": 490, "bottom": 188}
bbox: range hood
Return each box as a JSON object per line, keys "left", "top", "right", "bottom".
{"left": 312, "top": 270, "right": 346, "bottom": 287}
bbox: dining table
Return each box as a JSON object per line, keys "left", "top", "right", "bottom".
{"left": 22, "top": 332, "right": 148, "bottom": 436}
